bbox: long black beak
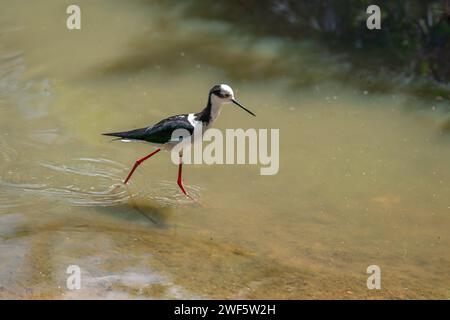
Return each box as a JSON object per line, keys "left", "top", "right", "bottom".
{"left": 232, "top": 99, "right": 256, "bottom": 117}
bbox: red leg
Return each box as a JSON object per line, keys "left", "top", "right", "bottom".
{"left": 124, "top": 148, "right": 161, "bottom": 184}
{"left": 177, "top": 154, "right": 193, "bottom": 199}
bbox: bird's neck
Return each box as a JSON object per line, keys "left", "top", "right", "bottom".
{"left": 196, "top": 94, "right": 223, "bottom": 125}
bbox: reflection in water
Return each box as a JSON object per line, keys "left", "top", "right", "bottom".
{"left": 0, "top": 0, "right": 449, "bottom": 299}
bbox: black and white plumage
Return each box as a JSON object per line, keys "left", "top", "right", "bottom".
{"left": 102, "top": 84, "right": 255, "bottom": 197}
{"left": 103, "top": 114, "right": 196, "bottom": 147}
{"left": 103, "top": 84, "right": 255, "bottom": 149}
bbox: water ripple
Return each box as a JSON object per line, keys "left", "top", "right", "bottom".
{"left": 40, "top": 158, "right": 124, "bottom": 179}
{"left": 143, "top": 180, "right": 203, "bottom": 207}
{"left": 39, "top": 158, "right": 202, "bottom": 206}
{"left": 0, "top": 181, "right": 43, "bottom": 214}
{"left": 37, "top": 158, "right": 130, "bottom": 206}
{"left": 0, "top": 157, "right": 201, "bottom": 212}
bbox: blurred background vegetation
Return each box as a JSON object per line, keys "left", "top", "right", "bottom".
{"left": 176, "top": 0, "right": 450, "bottom": 98}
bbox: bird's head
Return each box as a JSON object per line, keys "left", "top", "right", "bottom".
{"left": 209, "top": 84, "right": 255, "bottom": 117}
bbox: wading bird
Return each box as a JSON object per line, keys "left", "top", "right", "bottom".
{"left": 103, "top": 84, "right": 255, "bottom": 198}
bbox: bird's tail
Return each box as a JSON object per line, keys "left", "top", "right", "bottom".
{"left": 102, "top": 132, "right": 128, "bottom": 138}
{"left": 102, "top": 127, "right": 150, "bottom": 141}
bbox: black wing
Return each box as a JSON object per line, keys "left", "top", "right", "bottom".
{"left": 102, "top": 127, "right": 151, "bottom": 140}
{"left": 102, "top": 114, "right": 194, "bottom": 144}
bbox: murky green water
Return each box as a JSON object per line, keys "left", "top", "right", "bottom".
{"left": 1, "top": 0, "right": 449, "bottom": 299}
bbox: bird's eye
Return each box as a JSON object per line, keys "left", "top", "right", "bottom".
{"left": 212, "top": 90, "right": 230, "bottom": 98}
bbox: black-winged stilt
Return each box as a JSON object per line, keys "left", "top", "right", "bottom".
{"left": 103, "top": 84, "right": 255, "bottom": 198}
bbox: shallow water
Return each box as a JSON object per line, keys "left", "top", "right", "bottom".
{"left": 0, "top": 0, "right": 449, "bottom": 299}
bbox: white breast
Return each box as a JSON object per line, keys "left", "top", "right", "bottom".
{"left": 187, "top": 113, "right": 203, "bottom": 129}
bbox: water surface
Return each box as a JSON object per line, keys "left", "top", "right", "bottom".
{"left": 0, "top": 0, "right": 449, "bottom": 299}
